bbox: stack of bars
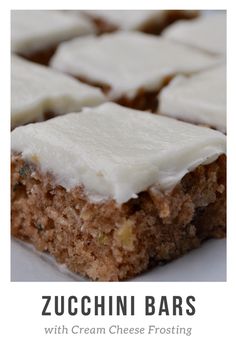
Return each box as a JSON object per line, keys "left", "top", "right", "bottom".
{"left": 11, "top": 10, "right": 226, "bottom": 281}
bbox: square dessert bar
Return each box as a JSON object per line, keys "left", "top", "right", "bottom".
{"left": 11, "top": 10, "right": 95, "bottom": 65}
{"left": 11, "top": 56, "right": 105, "bottom": 129}
{"left": 158, "top": 65, "right": 226, "bottom": 133}
{"left": 162, "top": 12, "right": 226, "bottom": 56}
{"left": 50, "top": 31, "right": 221, "bottom": 112}
{"left": 11, "top": 103, "right": 226, "bottom": 281}
{"left": 83, "top": 10, "right": 199, "bottom": 34}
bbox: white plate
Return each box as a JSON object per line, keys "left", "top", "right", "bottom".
{"left": 11, "top": 238, "right": 226, "bottom": 282}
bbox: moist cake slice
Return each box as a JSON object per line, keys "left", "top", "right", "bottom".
{"left": 162, "top": 13, "right": 226, "bottom": 56}
{"left": 83, "top": 10, "right": 199, "bottom": 34}
{"left": 11, "top": 55, "right": 106, "bottom": 129}
{"left": 11, "top": 103, "right": 226, "bottom": 281}
{"left": 50, "top": 31, "right": 221, "bottom": 112}
{"left": 11, "top": 10, "right": 95, "bottom": 65}
{"left": 158, "top": 65, "right": 226, "bottom": 133}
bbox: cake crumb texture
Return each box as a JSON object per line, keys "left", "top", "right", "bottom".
{"left": 11, "top": 154, "right": 226, "bottom": 281}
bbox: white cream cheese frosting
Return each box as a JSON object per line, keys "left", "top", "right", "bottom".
{"left": 11, "top": 56, "right": 106, "bottom": 128}
{"left": 11, "top": 10, "right": 95, "bottom": 54}
{"left": 11, "top": 102, "right": 226, "bottom": 204}
{"left": 162, "top": 13, "right": 226, "bottom": 55}
{"left": 50, "top": 31, "right": 222, "bottom": 100}
{"left": 158, "top": 65, "right": 226, "bottom": 133}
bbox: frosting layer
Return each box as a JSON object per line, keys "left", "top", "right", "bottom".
{"left": 158, "top": 66, "right": 226, "bottom": 133}
{"left": 50, "top": 31, "right": 221, "bottom": 99}
{"left": 11, "top": 103, "right": 226, "bottom": 204}
{"left": 11, "top": 10, "right": 95, "bottom": 54}
{"left": 162, "top": 13, "right": 226, "bottom": 55}
{"left": 11, "top": 56, "right": 106, "bottom": 128}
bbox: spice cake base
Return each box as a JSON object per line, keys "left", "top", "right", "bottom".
{"left": 11, "top": 154, "right": 226, "bottom": 281}
{"left": 76, "top": 76, "right": 172, "bottom": 112}
{"left": 20, "top": 45, "right": 58, "bottom": 66}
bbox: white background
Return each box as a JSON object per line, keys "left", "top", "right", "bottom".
{"left": 1, "top": 0, "right": 235, "bottom": 352}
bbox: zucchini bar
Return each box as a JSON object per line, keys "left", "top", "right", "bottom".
{"left": 11, "top": 103, "right": 226, "bottom": 281}
{"left": 11, "top": 10, "right": 95, "bottom": 65}
{"left": 11, "top": 55, "right": 105, "bottom": 129}
{"left": 162, "top": 13, "right": 226, "bottom": 56}
{"left": 158, "top": 65, "right": 226, "bottom": 133}
{"left": 50, "top": 31, "right": 221, "bottom": 112}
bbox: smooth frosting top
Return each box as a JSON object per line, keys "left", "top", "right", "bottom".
{"left": 84, "top": 10, "right": 167, "bottom": 29}
{"left": 50, "top": 31, "right": 221, "bottom": 99}
{"left": 11, "top": 10, "right": 95, "bottom": 54}
{"left": 162, "top": 13, "right": 226, "bottom": 55}
{"left": 158, "top": 65, "right": 226, "bottom": 133}
{"left": 11, "top": 55, "right": 106, "bottom": 128}
{"left": 11, "top": 102, "right": 226, "bottom": 204}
